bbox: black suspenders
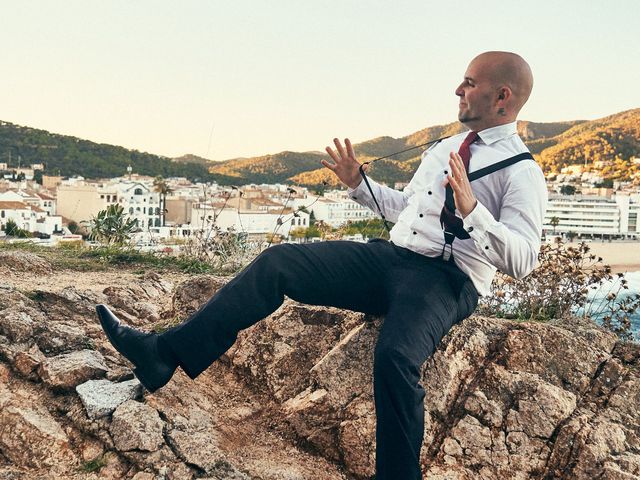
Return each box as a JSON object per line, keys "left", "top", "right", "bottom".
{"left": 441, "top": 151, "right": 535, "bottom": 261}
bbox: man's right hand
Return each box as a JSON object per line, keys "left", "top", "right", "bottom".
{"left": 322, "top": 138, "right": 368, "bottom": 190}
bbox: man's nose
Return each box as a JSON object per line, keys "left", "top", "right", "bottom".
{"left": 455, "top": 84, "right": 464, "bottom": 97}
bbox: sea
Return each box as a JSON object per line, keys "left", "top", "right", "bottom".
{"left": 585, "top": 270, "right": 640, "bottom": 342}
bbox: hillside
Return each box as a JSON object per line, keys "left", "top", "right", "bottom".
{"left": 0, "top": 249, "right": 638, "bottom": 479}
{"left": 211, "top": 112, "right": 640, "bottom": 186}
{"left": 537, "top": 109, "right": 640, "bottom": 172}
{"left": 0, "top": 122, "right": 214, "bottom": 182}
{"left": 2, "top": 109, "right": 638, "bottom": 186}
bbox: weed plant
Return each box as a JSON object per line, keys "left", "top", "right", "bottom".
{"left": 477, "top": 241, "right": 640, "bottom": 341}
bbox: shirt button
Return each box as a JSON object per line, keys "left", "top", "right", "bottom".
{"left": 413, "top": 231, "right": 417, "bottom": 235}
{"left": 467, "top": 226, "right": 474, "bottom": 232}
{"left": 485, "top": 246, "right": 489, "bottom": 250}
{"left": 428, "top": 191, "right": 432, "bottom": 195}
{"left": 419, "top": 214, "right": 424, "bottom": 218}
{"left": 444, "top": 170, "right": 448, "bottom": 175}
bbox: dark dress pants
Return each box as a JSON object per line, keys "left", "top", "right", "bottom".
{"left": 161, "top": 239, "right": 479, "bottom": 480}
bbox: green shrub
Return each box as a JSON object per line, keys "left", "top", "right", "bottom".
{"left": 477, "top": 241, "right": 640, "bottom": 341}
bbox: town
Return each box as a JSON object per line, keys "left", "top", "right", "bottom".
{"left": 1, "top": 159, "right": 639, "bottom": 248}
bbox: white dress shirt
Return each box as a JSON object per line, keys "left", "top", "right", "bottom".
{"left": 347, "top": 121, "right": 548, "bottom": 296}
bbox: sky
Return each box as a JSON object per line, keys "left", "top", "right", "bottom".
{"left": 1, "top": 1, "right": 639, "bottom": 161}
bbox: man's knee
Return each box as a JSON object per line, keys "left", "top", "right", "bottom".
{"left": 253, "top": 243, "right": 298, "bottom": 270}
{"left": 374, "top": 342, "right": 426, "bottom": 381}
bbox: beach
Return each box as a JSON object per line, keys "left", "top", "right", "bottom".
{"left": 563, "top": 241, "right": 640, "bottom": 273}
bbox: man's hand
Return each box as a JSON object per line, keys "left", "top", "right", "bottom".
{"left": 445, "top": 151, "right": 477, "bottom": 218}
{"left": 322, "top": 138, "right": 368, "bottom": 190}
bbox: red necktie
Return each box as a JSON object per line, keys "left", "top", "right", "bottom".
{"left": 458, "top": 131, "right": 479, "bottom": 174}
{"left": 440, "top": 131, "right": 478, "bottom": 236}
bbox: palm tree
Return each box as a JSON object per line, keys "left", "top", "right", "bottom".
{"left": 153, "top": 176, "right": 173, "bottom": 227}
{"left": 550, "top": 216, "right": 560, "bottom": 235}
{"left": 88, "top": 204, "right": 138, "bottom": 246}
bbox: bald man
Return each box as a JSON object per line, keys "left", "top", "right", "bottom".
{"left": 97, "top": 51, "right": 547, "bottom": 479}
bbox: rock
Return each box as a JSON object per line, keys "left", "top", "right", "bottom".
{"left": 167, "top": 414, "right": 247, "bottom": 477}
{"left": 38, "top": 349, "right": 108, "bottom": 389}
{"left": 131, "top": 472, "right": 156, "bottom": 480}
{"left": 0, "top": 251, "right": 52, "bottom": 274}
{"left": 110, "top": 400, "right": 165, "bottom": 452}
{"left": 0, "top": 362, "right": 9, "bottom": 382}
{"left": 103, "top": 285, "right": 161, "bottom": 323}
{"left": 171, "top": 275, "right": 226, "bottom": 318}
{"left": 230, "top": 302, "right": 363, "bottom": 400}
{"left": 76, "top": 378, "right": 143, "bottom": 420}
{"left": 0, "top": 306, "right": 40, "bottom": 342}
{"left": 36, "top": 321, "right": 93, "bottom": 355}
{"left": 14, "top": 344, "right": 46, "bottom": 379}
{"left": 80, "top": 438, "right": 105, "bottom": 462}
{"left": 0, "top": 392, "right": 77, "bottom": 470}
{"left": 102, "top": 274, "right": 172, "bottom": 324}
{"left": 26, "top": 287, "right": 105, "bottom": 330}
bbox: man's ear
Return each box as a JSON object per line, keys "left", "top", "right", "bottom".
{"left": 497, "top": 86, "right": 512, "bottom": 102}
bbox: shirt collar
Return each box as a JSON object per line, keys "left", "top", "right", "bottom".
{"left": 474, "top": 121, "right": 518, "bottom": 146}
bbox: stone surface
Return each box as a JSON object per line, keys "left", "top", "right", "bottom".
{"left": 0, "top": 385, "right": 77, "bottom": 471}
{"left": 0, "top": 251, "right": 52, "bottom": 275}
{"left": 13, "top": 343, "right": 46, "bottom": 379}
{"left": 229, "top": 302, "right": 363, "bottom": 401}
{"left": 0, "top": 268, "right": 638, "bottom": 479}
{"left": 38, "top": 349, "right": 108, "bottom": 389}
{"left": 110, "top": 400, "right": 165, "bottom": 452}
{"left": 171, "top": 274, "right": 226, "bottom": 318}
{"left": 76, "top": 378, "right": 143, "bottom": 419}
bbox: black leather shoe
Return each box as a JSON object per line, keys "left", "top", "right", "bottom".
{"left": 96, "top": 304, "right": 176, "bottom": 393}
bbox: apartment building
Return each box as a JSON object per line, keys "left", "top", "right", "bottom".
{"left": 0, "top": 200, "right": 63, "bottom": 236}
{"left": 310, "top": 189, "right": 378, "bottom": 227}
{"left": 189, "top": 202, "right": 310, "bottom": 238}
{"left": 544, "top": 193, "right": 640, "bottom": 239}
{"left": 57, "top": 178, "right": 162, "bottom": 229}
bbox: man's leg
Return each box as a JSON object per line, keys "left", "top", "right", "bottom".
{"left": 160, "top": 240, "right": 393, "bottom": 379}
{"left": 372, "top": 254, "right": 478, "bottom": 480}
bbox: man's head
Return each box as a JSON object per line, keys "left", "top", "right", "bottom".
{"left": 455, "top": 51, "right": 533, "bottom": 132}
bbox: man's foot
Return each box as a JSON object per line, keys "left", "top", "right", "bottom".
{"left": 96, "top": 304, "right": 177, "bottom": 393}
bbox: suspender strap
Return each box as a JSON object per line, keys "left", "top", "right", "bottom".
{"left": 441, "top": 151, "right": 535, "bottom": 261}
{"left": 357, "top": 136, "right": 450, "bottom": 233}
{"left": 359, "top": 163, "right": 392, "bottom": 232}
{"left": 444, "top": 151, "right": 534, "bottom": 213}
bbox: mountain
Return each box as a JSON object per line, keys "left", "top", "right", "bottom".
{"left": 2, "top": 109, "right": 638, "bottom": 186}
{"left": 0, "top": 121, "right": 214, "bottom": 182}
{"left": 536, "top": 109, "right": 640, "bottom": 171}
{"left": 211, "top": 110, "right": 640, "bottom": 186}
{"left": 171, "top": 153, "right": 215, "bottom": 166}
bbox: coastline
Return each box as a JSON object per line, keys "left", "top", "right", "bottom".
{"left": 562, "top": 241, "right": 640, "bottom": 274}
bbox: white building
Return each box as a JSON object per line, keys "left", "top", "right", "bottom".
{"left": 115, "top": 182, "right": 162, "bottom": 229}
{"left": 544, "top": 194, "right": 640, "bottom": 239}
{"left": 57, "top": 178, "right": 162, "bottom": 230}
{"left": 0, "top": 201, "right": 63, "bottom": 236}
{"left": 190, "top": 203, "right": 310, "bottom": 239}
{"left": 310, "top": 189, "right": 378, "bottom": 227}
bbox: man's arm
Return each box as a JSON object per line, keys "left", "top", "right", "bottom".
{"left": 323, "top": 138, "right": 412, "bottom": 223}
{"left": 447, "top": 151, "right": 547, "bottom": 279}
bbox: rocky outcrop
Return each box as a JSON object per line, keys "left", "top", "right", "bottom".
{"left": 0, "top": 263, "right": 638, "bottom": 479}
{"left": 0, "top": 250, "right": 52, "bottom": 275}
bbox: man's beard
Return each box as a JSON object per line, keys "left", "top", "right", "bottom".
{"left": 458, "top": 110, "right": 481, "bottom": 124}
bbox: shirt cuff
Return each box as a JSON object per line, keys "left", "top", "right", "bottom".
{"left": 462, "top": 200, "right": 496, "bottom": 238}
{"left": 346, "top": 178, "right": 370, "bottom": 201}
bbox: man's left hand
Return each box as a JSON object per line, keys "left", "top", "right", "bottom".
{"left": 445, "top": 151, "right": 477, "bottom": 218}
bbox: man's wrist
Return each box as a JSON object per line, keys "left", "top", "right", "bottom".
{"left": 461, "top": 199, "right": 478, "bottom": 218}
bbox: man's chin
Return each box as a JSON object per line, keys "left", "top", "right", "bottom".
{"left": 458, "top": 114, "right": 480, "bottom": 125}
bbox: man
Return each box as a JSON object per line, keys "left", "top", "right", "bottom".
{"left": 97, "top": 51, "right": 547, "bottom": 479}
